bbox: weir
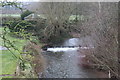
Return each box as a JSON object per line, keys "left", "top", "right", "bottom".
{"left": 42, "top": 45, "right": 94, "bottom": 52}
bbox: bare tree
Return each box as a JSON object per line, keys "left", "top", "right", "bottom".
{"left": 77, "top": 2, "right": 119, "bottom": 78}
{"left": 37, "top": 2, "right": 75, "bottom": 38}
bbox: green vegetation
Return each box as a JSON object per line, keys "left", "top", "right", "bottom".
{"left": 0, "top": 27, "right": 42, "bottom": 78}
{"left": 0, "top": 14, "right": 21, "bottom": 17}
{"left": 0, "top": 27, "right": 27, "bottom": 77}
{"left": 1, "top": 1, "right": 22, "bottom": 11}
{"left": 69, "top": 15, "right": 85, "bottom": 21}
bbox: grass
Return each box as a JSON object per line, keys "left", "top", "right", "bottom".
{"left": 0, "top": 27, "right": 27, "bottom": 78}
{"left": 1, "top": 51, "right": 18, "bottom": 74}
{"left": 0, "top": 14, "right": 21, "bottom": 18}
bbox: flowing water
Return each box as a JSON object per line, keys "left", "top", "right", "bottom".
{"left": 42, "top": 37, "right": 107, "bottom": 78}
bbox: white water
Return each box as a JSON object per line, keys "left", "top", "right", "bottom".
{"left": 47, "top": 47, "right": 79, "bottom": 52}
{"left": 47, "top": 47, "right": 94, "bottom": 52}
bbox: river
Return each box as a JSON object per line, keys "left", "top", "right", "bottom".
{"left": 42, "top": 38, "right": 108, "bottom": 78}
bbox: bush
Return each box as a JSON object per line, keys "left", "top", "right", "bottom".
{"left": 2, "top": 17, "right": 20, "bottom": 26}
{"left": 6, "top": 20, "right": 34, "bottom": 32}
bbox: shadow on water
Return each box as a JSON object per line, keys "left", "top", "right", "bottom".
{"left": 41, "top": 38, "right": 108, "bottom": 78}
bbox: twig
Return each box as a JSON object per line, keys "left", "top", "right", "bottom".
{"left": 92, "top": 54, "right": 119, "bottom": 77}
